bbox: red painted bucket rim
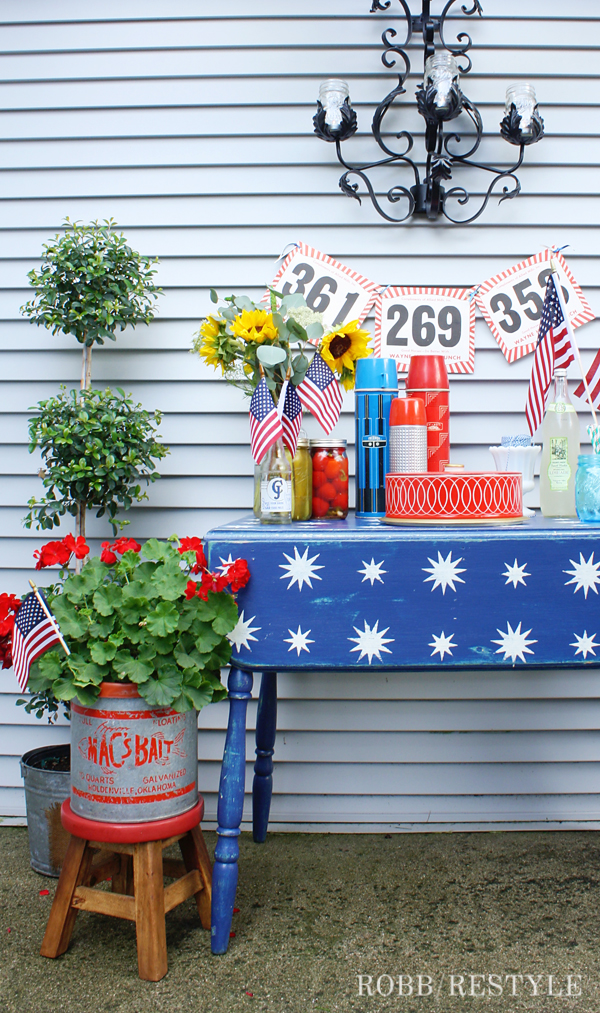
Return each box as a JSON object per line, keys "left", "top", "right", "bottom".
{"left": 98, "top": 682, "right": 141, "bottom": 698}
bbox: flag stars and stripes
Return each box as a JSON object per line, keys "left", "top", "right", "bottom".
{"left": 249, "top": 377, "right": 283, "bottom": 464}
{"left": 12, "top": 592, "right": 62, "bottom": 692}
{"left": 525, "top": 274, "right": 574, "bottom": 435}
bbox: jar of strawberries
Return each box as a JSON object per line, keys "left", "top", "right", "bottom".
{"left": 310, "top": 439, "right": 349, "bottom": 519}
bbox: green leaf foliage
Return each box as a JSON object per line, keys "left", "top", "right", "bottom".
{"left": 20, "top": 218, "right": 162, "bottom": 347}
{"left": 27, "top": 537, "right": 246, "bottom": 715}
{"left": 24, "top": 386, "right": 169, "bottom": 535}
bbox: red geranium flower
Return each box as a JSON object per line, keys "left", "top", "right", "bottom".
{"left": 179, "top": 537, "right": 203, "bottom": 554}
{"left": 100, "top": 541, "right": 118, "bottom": 564}
{"left": 227, "top": 559, "right": 251, "bottom": 592}
{"left": 185, "top": 580, "right": 199, "bottom": 600}
{"left": 34, "top": 540, "right": 70, "bottom": 570}
{"left": 111, "top": 537, "right": 141, "bottom": 555}
{"left": 62, "top": 534, "right": 90, "bottom": 560}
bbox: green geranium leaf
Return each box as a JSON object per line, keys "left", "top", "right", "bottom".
{"left": 141, "top": 538, "right": 176, "bottom": 563}
{"left": 74, "top": 684, "right": 101, "bottom": 707}
{"left": 52, "top": 597, "right": 90, "bottom": 638}
{"left": 209, "top": 592, "right": 239, "bottom": 635}
{"left": 205, "top": 640, "right": 232, "bottom": 668}
{"left": 93, "top": 583, "right": 122, "bottom": 616}
{"left": 116, "top": 595, "right": 145, "bottom": 625}
{"left": 146, "top": 600, "right": 179, "bottom": 637}
{"left": 117, "top": 657, "right": 153, "bottom": 684}
{"left": 29, "top": 651, "right": 63, "bottom": 691}
{"left": 140, "top": 665, "right": 182, "bottom": 707}
{"left": 137, "top": 644, "right": 157, "bottom": 663}
{"left": 191, "top": 599, "right": 217, "bottom": 623}
{"left": 70, "top": 661, "right": 107, "bottom": 686}
{"left": 150, "top": 566, "right": 188, "bottom": 601}
{"left": 175, "top": 649, "right": 199, "bottom": 670}
{"left": 53, "top": 678, "right": 85, "bottom": 701}
{"left": 89, "top": 640, "right": 118, "bottom": 665}
{"left": 182, "top": 684, "right": 214, "bottom": 710}
{"left": 88, "top": 613, "right": 116, "bottom": 638}
{"left": 195, "top": 622, "right": 223, "bottom": 654}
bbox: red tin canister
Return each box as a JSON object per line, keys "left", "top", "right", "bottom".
{"left": 406, "top": 355, "right": 450, "bottom": 474}
{"left": 70, "top": 682, "right": 198, "bottom": 823}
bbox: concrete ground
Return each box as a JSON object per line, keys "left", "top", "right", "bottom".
{"left": 0, "top": 827, "right": 598, "bottom": 1013}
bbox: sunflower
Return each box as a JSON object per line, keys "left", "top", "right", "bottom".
{"left": 193, "top": 315, "right": 231, "bottom": 373}
{"left": 231, "top": 309, "right": 278, "bottom": 344}
{"left": 320, "top": 320, "right": 372, "bottom": 389}
{"left": 199, "top": 315, "right": 222, "bottom": 339}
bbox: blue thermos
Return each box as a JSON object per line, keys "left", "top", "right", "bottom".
{"left": 355, "top": 357, "right": 398, "bottom": 516}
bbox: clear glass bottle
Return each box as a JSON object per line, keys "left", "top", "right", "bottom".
{"left": 259, "top": 438, "right": 292, "bottom": 523}
{"left": 540, "top": 369, "right": 579, "bottom": 517}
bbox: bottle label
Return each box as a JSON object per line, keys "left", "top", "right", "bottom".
{"left": 546, "top": 402, "right": 576, "bottom": 414}
{"left": 547, "top": 437, "right": 571, "bottom": 491}
{"left": 261, "top": 478, "right": 292, "bottom": 513}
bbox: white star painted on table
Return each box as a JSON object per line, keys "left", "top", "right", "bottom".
{"left": 564, "top": 552, "right": 600, "bottom": 599}
{"left": 284, "top": 626, "right": 314, "bottom": 656}
{"left": 218, "top": 554, "right": 235, "bottom": 572}
{"left": 279, "top": 546, "right": 324, "bottom": 591}
{"left": 423, "top": 551, "right": 466, "bottom": 595}
{"left": 348, "top": 620, "right": 394, "bottom": 663}
{"left": 429, "top": 631, "right": 457, "bottom": 660}
{"left": 227, "top": 611, "right": 260, "bottom": 652}
{"left": 571, "top": 631, "right": 599, "bottom": 660}
{"left": 491, "top": 621, "right": 537, "bottom": 664}
{"left": 358, "top": 558, "right": 387, "bottom": 585}
{"left": 503, "top": 558, "right": 530, "bottom": 589}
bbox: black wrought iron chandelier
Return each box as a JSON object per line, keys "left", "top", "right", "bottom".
{"left": 313, "top": 1, "right": 544, "bottom": 224}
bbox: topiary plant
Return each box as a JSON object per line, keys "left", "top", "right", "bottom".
{"left": 21, "top": 217, "right": 162, "bottom": 390}
{"left": 25, "top": 386, "right": 169, "bottom": 540}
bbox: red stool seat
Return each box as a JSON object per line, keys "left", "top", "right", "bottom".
{"left": 61, "top": 797, "right": 203, "bottom": 844}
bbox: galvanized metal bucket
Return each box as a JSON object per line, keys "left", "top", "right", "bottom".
{"left": 20, "top": 743, "right": 71, "bottom": 877}
{"left": 70, "top": 682, "right": 198, "bottom": 823}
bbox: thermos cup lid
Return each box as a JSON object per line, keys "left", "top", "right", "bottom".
{"left": 355, "top": 357, "right": 398, "bottom": 392}
{"left": 389, "top": 396, "right": 427, "bottom": 427}
{"left": 406, "top": 354, "right": 449, "bottom": 391}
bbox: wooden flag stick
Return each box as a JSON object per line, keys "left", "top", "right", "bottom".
{"left": 551, "top": 259, "right": 598, "bottom": 427}
{"left": 28, "top": 579, "right": 71, "bottom": 656}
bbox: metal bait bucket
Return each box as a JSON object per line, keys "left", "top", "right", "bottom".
{"left": 20, "top": 743, "right": 71, "bottom": 877}
{"left": 70, "top": 683, "right": 198, "bottom": 823}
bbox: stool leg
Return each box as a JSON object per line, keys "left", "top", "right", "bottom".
{"left": 179, "top": 826, "right": 212, "bottom": 930}
{"left": 40, "top": 835, "right": 92, "bottom": 958}
{"left": 112, "top": 854, "right": 129, "bottom": 895}
{"left": 133, "top": 840, "right": 168, "bottom": 982}
{"left": 253, "top": 670, "right": 277, "bottom": 843}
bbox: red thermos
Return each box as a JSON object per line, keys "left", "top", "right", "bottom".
{"left": 406, "top": 355, "right": 450, "bottom": 473}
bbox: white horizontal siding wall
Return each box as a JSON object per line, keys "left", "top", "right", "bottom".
{"left": 0, "top": 0, "right": 599, "bottom": 830}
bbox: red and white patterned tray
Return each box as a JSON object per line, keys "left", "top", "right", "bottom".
{"left": 385, "top": 471, "right": 523, "bottom": 523}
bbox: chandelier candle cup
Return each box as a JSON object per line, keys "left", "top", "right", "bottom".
{"left": 311, "top": 440, "right": 349, "bottom": 519}
{"left": 355, "top": 358, "right": 398, "bottom": 517}
{"left": 318, "top": 80, "right": 351, "bottom": 132}
{"left": 406, "top": 355, "right": 450, "bottom": 474}
{"left": 70, "top": 683, "right": 198, "bottom": 823}
{"left": 389, "top": 396, "right": 428, "bottom": 474}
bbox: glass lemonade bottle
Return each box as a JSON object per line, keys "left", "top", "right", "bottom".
{"left": 259, "top": 437, "right": 292, "bottom": 523}
{"left": 539, "top": 368, "right": 579, "bottom": 517}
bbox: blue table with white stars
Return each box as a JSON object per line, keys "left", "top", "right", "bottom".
{"left": 205, "top": 512, "right": 600, "bottom": 953}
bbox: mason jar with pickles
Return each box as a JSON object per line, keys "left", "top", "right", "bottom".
{"left": 310, "top": 439, "right": 349, "bottom": 519}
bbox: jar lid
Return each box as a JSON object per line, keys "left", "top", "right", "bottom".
{"left": 297, "top": 437, "right": 310, "bottom": 448}
{"left": 310, "top": 439, "right": 347, "bottom": 448}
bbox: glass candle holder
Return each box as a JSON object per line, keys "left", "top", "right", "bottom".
{"left": 318, "top": 79, "right": 351, "bottom": 132}
{"left": 575, "top": 454, "right": 600, "bottom": 523}
{"left": 423, "top": 53, "right": 460, "bottom": 117}
{"left": 504, "top": 84, "right": 539, "bottom": 142}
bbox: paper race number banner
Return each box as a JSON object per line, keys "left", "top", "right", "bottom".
{"left": 374, "top": 287, "right": 475, "bottom": 374}
{"left": 475, "top": 249, "right": 595, "bottom": 363}
{"left": 270, "top": 243, "right": 380, "bottom": 338}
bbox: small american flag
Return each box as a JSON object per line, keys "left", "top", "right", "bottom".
{"left": 525, "top": 274, "right": 574, "bottom": 435}
{"left": 249, "top": 377, "right": 283, "bottom": 464}
{"left": 296, "top": 353, "right": 343, "bottom": 435}
{"left": 281, "top": 383, "right": 303, "bottom": 458}
{"left": 12, "top": 591, "right": 62, "bottom": 692}
{"left": 574, "top": 349, "right": 600, "bottom": 410}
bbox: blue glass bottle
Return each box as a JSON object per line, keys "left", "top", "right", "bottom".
{"left": 575, "top": 454, "right": 600, "bottom": 523}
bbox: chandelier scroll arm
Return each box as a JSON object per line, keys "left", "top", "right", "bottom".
{"left": 438, "top": 0, "right": 483, "bottom": 72}
{"left": 443, "top": 96, "right": 483, "bottom": 161}
{"left": 335, "top": 139, "right": 421, "bottom": 189}
{"left": 339, "top": 167, "right": 416, "bottom": 223}
{"left": 442, "top": 155, "right": 525, "bottom": 226}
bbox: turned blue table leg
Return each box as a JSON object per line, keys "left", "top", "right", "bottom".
{"left": 253, "top": 670, "right": 277, "bottom": 844}
{"left": 211, "top": 666, "right": 253, "bottom": 955}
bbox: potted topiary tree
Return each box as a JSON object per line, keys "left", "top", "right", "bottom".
{"left": 21, "top": 218, "right": 165, "bottom": 544}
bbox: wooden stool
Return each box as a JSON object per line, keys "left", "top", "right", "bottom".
{"left": 40, "top": 798, "right": 212, "bottom": 981}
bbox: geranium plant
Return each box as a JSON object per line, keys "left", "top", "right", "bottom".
{"left": 20, "top": 535, "right": 249, "bottom": 713}
{"left": 192, "top": 289, "right": 371, "bottom": 399}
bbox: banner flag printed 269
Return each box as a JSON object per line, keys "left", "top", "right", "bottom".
{"left": 475, "top": 249, "right": 594, "bottom": 364}
{"left": 374, "top": 287, "right": 475, "bottom": 374}
{"left": 270, "top": 242, "right": 380, "bottom": 338}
